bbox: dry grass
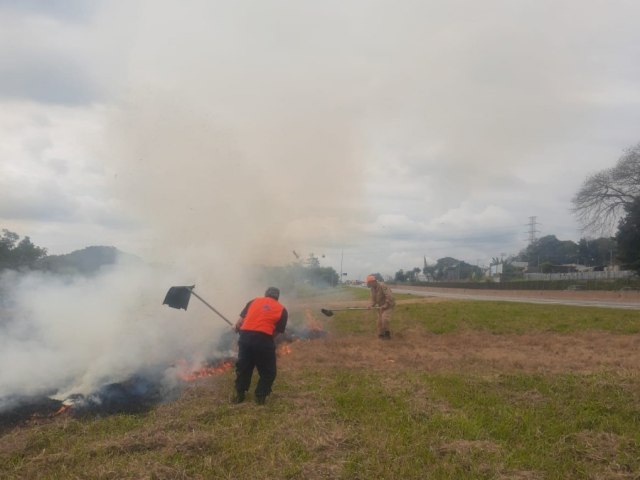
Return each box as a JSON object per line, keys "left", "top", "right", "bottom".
{"left": 1, "top": 293, "right": 640, "bottom": 479}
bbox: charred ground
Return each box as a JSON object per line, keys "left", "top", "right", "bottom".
{"left": 1, "top": 290, "right": 639, "bottom": 479}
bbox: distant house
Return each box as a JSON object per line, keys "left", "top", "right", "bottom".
{"left": 416, "top": 272, "right": 433, "bottom": 282}
{"left": 549, "top": 264, "right": 578, "bottom": 274}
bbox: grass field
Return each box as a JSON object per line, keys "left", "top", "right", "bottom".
{"left": 1, "top": 289, "right": 639, "bottom": 479}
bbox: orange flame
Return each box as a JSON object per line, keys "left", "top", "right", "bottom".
{"left": 53, "top": 404, "right": 72, "bottom": 416}
{"left": 277, "top": 344, "right": 293, "bottom": 355}
{"left": 304, "top": 308, "right": 328, "bottom": 339}
{"left": 304, "top": 308, "right": 323, "bottom": 332}
{"left": 176, "top": 359, "right": 234, "bottom": 381}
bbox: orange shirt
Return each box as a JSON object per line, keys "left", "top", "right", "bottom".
{"left": 239, "top": 297, "right": 288, "bottom": 336}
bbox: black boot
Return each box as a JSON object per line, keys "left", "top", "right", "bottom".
{"left": 231, "top": 391, "right": 245, "bottom": 404}
{"left": 255, "top": 395, "right": 266, "bottom": 405}
{"left": 383, "top": 331, "right": 391, "bottom": 339}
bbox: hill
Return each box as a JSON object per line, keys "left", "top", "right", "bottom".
{"left": 34, "top": 246, "right": 142, "bottom": 275}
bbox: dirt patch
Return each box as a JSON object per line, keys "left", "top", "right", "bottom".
{"left": 284, "top": 294, "right": 640, "bottom": 375}
{"left": 437, "top": 439, "right": 502, "bottom": 455}
{"left": 280, "top": 330, "right": 640, "bottom": 375}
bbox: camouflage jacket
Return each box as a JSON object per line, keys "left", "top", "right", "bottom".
{"left": 370, "top": 282, "right": 395, "bottom": 310}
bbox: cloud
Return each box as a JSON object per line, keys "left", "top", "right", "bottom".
{"left": 0, "top": 0, "right": 99, "bottom": 22}
{"left": 429, "top": 204, "right": 515, "bottom": 234}
{"left": 0, "top": 54, "right": 102, "bottom": 105}
{"left": 2, "top": 0, "right": 640, "bottom": 279}
{"left": 0, "top": 2, "right": 117, "bottom": 105}
{"left": 0, "top": 181, "right": 76, "bottom": 221}
{"left": 0, "top": 102, "right": 140, "bottom": 254}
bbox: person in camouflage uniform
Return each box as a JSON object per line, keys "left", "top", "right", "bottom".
{"left": 366, "top": 274, "right": 395, "bottom": 339}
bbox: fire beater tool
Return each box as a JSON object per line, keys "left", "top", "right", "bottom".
{"left": 163, "top": 285, "right": 233, "bottom": 326}
{"left": 320, "top": 307, "right": 379, "bottom": 317}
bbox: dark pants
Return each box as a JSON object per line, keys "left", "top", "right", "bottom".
{"left": 235, "top": 331, "right": 277, "bottom": 397}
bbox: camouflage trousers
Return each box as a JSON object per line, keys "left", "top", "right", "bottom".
{"left": 377, "top": 307, "right": 393, "bottom": 335}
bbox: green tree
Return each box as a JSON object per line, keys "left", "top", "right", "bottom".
{"left": 305, "top": 266, "right": 339, "bottom": 287}
{"left": 259, "top": 262, "right": 340, "bottom": 290}
{"left": 577, "top": 237, "right": 616, "bottom": 266}
{"left": 405, "top": 267, "right": 421, "bottom": 282}
{"left": 12, "top": 237, "right": 47, "bottom": 269}
{"left": 0, "top": 229, "right": 19, "bottom": 265}
{"left": 425, "top": 257, "right": 482, "bottom": 281}
{"left": 540, "top": 261, "right": 554, "bottom": 273}
{"left": 305, "top": 253, "right": 321, "bottom": 267}
{"left": 430, "top": 257, "right": 457, "bottom": 280}
{"left": 521, "top": 235, "right": 578, "bottom": 266}
{"left": 501, "top": 261, "right": 525, "bottom": 280}
{"left": 394, "top": 269, "right": 407, "bottom": 282}
{"left": 0, "top": 229, "right": 47, "bottom": 271}
{"left": 616, "top": 197, "right": 640, "bottom": 274}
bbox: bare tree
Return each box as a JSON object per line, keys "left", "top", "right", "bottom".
{"left": 572, "top": 143, "right": 640, "bottom": 234}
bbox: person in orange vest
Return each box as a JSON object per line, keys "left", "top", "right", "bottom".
{"left": 232, "top": 287, "right": 288, "bottom": 405}
{"left": 366, "top": 274, "right": 395, "bottom": 339}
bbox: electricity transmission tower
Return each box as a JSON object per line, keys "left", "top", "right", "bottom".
{"left": 527, "top": 216, "right": 540, "bottom": 244}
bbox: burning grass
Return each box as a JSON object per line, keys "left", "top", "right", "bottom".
{"left": 1, "top": 293, "right": 640, "bottom": 479}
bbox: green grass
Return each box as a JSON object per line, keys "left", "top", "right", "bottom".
{"left": 343, "top": 285, "right": 416, "bottom": 302}
{"left": 2, "top": 297, "right": 640, "bottom": 479}
{"left": 332, "top": 300, "right": 640, "bottom": 335}
{"left": 327, "top": 370, "right": 640, "bottom": 479}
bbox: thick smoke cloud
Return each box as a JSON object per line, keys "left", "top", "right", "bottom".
{"left": 104, "top": 1, "right": 370, "bottom": 296}
{"left": 0, "top": 259, "right": 233, "bottom": 408}
{"left": 101, "top": 0, "right": 640, "bottom": 276}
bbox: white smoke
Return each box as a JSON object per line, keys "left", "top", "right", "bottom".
{"left": 0, "top": 257, "right": 237, "bottom": 408}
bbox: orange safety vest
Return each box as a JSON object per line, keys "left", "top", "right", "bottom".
{"left": 240, "top": 297, "right": 285, "bottom": 336}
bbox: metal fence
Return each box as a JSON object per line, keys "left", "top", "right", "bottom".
{"left": 524, "top": 270, "right": 635, "bottom": 281}
{"left": 390, "top": 271, "right": 639, "bottom": 291}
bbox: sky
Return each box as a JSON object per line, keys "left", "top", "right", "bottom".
{"left": 2, "top": 0, "right": 640, "bottom": 281}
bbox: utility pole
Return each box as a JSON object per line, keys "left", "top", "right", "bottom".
{"left": 340, "top": 249, "right": 343, "bottom": 283}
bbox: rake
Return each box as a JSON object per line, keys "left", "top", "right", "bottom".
{"left": 320, "top": 307, "right": 379, "bottom": 317}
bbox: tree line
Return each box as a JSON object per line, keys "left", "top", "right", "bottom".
{"left": 260, "top": 252, "right": 340, "bottom": 292}
{"left": 0, "top": 231, "right": 138, "bottom": 276}
{"left": 0, "top": 229, "right": 47, "bottom": 271}
{"left": 396, "top": 234, "right": 622, "bottom": 283}
{"left": 572, "top": 142, "right": 640, "bottom": 274}
{"left": 395, "top": 143, "right": 640, "bottom": 281}
{"left": 0, "top": 229, "right": 341, "bottom": 290}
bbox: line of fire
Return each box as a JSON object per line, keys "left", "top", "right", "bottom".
{"left": 0, "top": 308, "right": 326, "bottom": 432}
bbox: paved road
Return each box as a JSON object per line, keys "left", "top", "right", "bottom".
{"left": 393, "top": 287, "right": 640, "bottom": 310}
